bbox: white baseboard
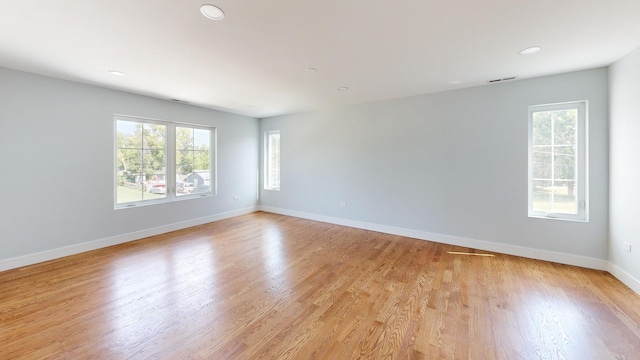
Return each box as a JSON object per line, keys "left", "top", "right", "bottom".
{"left": 0, "top": 206, "right": 259, "bottom": 272}
{"left": 608, "top": 263, "right": 640, "bottom": 295}
{"left": 261, "top": 206, "right": 640, "bottom": 296}
{"left": 5, "top": 205, "right": 638, "bottom": 297}
{"left": 259, "top": 206, "right": 609, "bottom": 271}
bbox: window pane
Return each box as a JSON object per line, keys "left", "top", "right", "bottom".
{"left": 532, "top": 147, "right": 551, "bottom": 179}
{"left": 532, "top": 112, "right": 552, "bottom": 145}
{"left": 529, "top": 102, "right": 585, "bottom": 220}
{"left": 553, "top": 110, "right": 576, "bottom": 145}
{"left": 176, "top": 127, "right": 211, "bottom": 196}
{"left": 116, "top": 119, "right": 166, "bottom": 204}
{"left": 553, "top": 146, "right": 575, "bottom": 180}
{"left": 266, "top": 132, "right": 280, "bottom": 190}
{"left": 194, "top": 128, "right": 209, "bottom": 148}
{"left": 552, "top": 180, "right": 577, "bottom": 214}
{"left": 194, "top": 150, "right": 210, "bottom": 170}
{"left": 532, "top": 180, "right": 552, "bottom": 212}
{"left": 116, "top": 149, "right": 143, "bottom": 204}
{"left": 116, "top": 117, "right": 214, "bottom": 207}
{"left": 177, "top": 127, "right": 194, "bottom": 151}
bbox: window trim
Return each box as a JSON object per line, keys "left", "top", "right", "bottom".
{"left": 527, "top": 101, "right": 588, "bottom": 222}
{"left": 114, "top": 114, "right": 216, "bottom": 209}
{"left": 264, "top": 130, "right": 280, "bottom": 191}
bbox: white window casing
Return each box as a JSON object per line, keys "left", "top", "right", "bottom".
{"left": 264, "top": 130, "right": 280, "bottom": 191}
{"left": 528, "top": 101, "right": 588, "bottom": 221}
{"left": 114, "top": 114, "right": 216, "bottom": 209}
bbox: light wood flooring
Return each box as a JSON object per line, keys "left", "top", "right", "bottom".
{"left": 1, "top": 212, "right": 639, "bottom": 359}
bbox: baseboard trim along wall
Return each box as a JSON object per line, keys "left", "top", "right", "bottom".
{"left": 0, "top": 206, "right": 259, "bottom": 272}
{"left": 608, "top": 263, "right": 640, "bottom": 295}
{"left": 3, "top": 205, "right": 639, "bottom": 297}
{"left": 259, "top": 206, "right": 640, "bottom": 296}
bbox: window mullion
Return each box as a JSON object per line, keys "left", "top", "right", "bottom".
{"left": 167, "top": 125, "right": 176, "bottom": 199}
{"left": 550, "top": 112, "right": 555, "bottom": 213}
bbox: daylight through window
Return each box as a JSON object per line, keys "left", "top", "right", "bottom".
{"left": 264, "top": 130, "right": 280, "bottom": 191}
{"left": 528, "top": 101, "right": 587, "bottom": 221}
{"left": 115, "top": 115, "right": 215, "bottom": 207}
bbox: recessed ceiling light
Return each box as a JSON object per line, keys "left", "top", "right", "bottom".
{"left": 519, "top": 46, "right": 541, "bottom": 55}
{"left": 200, "top": 4, "right": 225, "bottom": 20}
{"left": 246, "top": 105, "right": 256, "bottom": 108}
{"left": 449, "top": 80, "right": 461, "bottom": 85}
{"left": 108, "top": 70, "right": 126, "bottom": 76}
{"left": 306, "top": 68, "right": 318, "bottom": 73}
{"left": 337, "top": 86, "right": 349, "bottom": 91}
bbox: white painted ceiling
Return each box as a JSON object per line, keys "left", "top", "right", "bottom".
{"left": 1, "top": 0, "right": 639, "bottom": 118}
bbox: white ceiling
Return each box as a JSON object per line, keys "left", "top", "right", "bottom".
{"left": 1, "top": 0, "right": 639, "bottom": 118}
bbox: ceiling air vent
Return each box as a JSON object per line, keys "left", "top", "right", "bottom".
{"left": 488, "top": 76, "right": 517, "bottom": 84}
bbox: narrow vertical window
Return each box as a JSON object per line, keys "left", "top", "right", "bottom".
{"left": 528, "top": 101, "right": 587, "bottom": 221}
{"left": 264, "top": 130, "right": 280, "bottom": 191}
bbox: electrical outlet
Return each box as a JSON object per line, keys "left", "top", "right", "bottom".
{"left": 340, "top": 201, "right": 347, "bottom": 207}
{"left": 623, "top": 242, "right": 631, "bottom": 252}
{"left": 233, "top": 195, "right": 240, "bottom": 201}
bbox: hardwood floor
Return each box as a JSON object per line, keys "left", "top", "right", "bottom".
{"left": 1, "top": 212, "right": 639, "bottom": 359}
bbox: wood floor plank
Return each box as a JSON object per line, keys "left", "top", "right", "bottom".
{"left": 1, "top": 211, "right": 639, "bottom": 359}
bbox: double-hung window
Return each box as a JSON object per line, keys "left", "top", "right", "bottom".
{"left": 264, "top": 130, "right": 280, "bottom": 191}
{"left": 528, "top": 101, "right": 587, "bottom": 221}
{"left": 115, "top": 115, "right": 215, "bottom": 208}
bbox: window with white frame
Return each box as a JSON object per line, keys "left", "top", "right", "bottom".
{"left": 264, "top": 130, "right": 280, "bottom": 191}
{"left": 115, "top": 115, "right": 215, "bottom": 208}
{"left": 175, "top": 126, "right": 213, "bottom": 197}
{"left": 528, "top": 101, "right": 587, "bottom": 221}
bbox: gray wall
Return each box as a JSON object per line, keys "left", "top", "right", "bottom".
{"left": 0, "top": 65, "right": 614, "bottom": 269}
{"left": 261, "top": 68, "right": 609, "bottom": 259}
{"left": 609, "top": 46, "right": 640, "bottom": 281}
{"left": 0, "top": 67, "right": 259, "bottom": 261}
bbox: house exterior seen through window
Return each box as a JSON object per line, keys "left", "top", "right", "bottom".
{"left": 115, "top": 115, "right": 215, "bottom": 208}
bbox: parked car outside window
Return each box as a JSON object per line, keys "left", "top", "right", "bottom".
{"left": 149, "top": 183, "right": 166, "bottom": 194}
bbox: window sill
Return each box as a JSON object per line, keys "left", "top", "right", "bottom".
{"left": 528, "top": 213, "right": 588, "bottom": 222}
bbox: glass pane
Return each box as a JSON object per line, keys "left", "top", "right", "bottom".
{"left": 176, "top": 127, "right": 194, "bottom": 151}
{"left": 143, "top": 149, "right": 165, "bottom": 173}
{"left": 177, "top": 150, "right": 194, "bottom": 175}
{"left": 191, "top": 170, "right": 212, "bottom": 194}
{"left": 116, "top": 149, "right": 143, "bottom": 204}
{"left": 532, "top": 111, "right": 552, "bottom": 145}
{"left": 194, "top": 129, "right": 210, "bottom": 149}
{"left": 144, "top": 170, "right": 166, "bottom": 200}
{"left": 553, "top": 146, "right": 576, "bottom": 181}
{"left": 175, "top": 127, "right": 211, "bottom": 196}
{"left": 532, "top": 148, "right": 551, "bottom": 179}
{"left": 142, "top": 144, "right": 166, "bottom": 200}
{"left": 529, "top": 103, "right": 583, "bottom": 218}
{"left": 552, "top": 181, "right": 576, "bottom": 214}
{"left": 268, "top": 133, "right": 280, "bottom": 188}
{"left": 117, "top": 182, "right": 143, "bottom": 204}
{"left": 532, "top": 180, "right": 552, "bottom": 212}
{"left": 194, "top": 150, "right": 210, "bottom": 171}
{"left": 117, "top": 120, "right": 141, "bottom": 149}
{"left": 553, "top": 109, "right": 576, "bottom": 146}
{"left": 143, "top": 123, "right": 166, "bottom": 150}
